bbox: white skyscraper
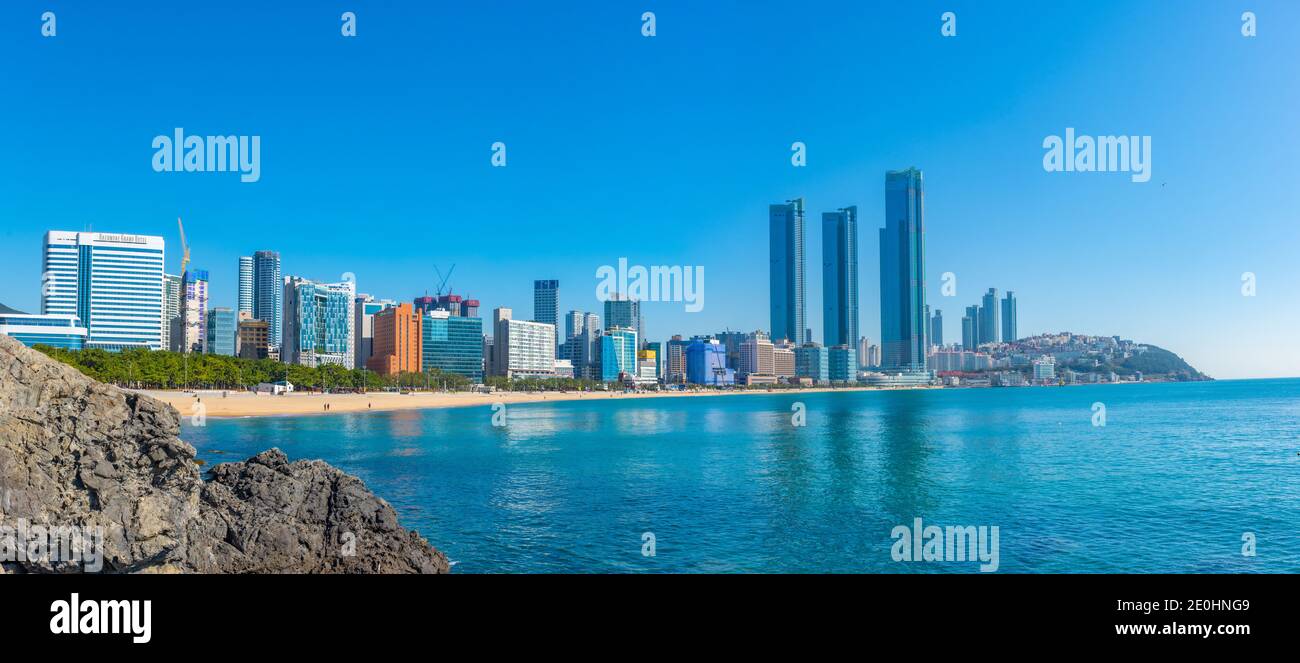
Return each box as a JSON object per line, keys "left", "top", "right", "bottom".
{"left": 237, "top": 256, "right": 254, "bottom": 316}
{"left": 42, "top": 231, "right": 165, "bottom": 350}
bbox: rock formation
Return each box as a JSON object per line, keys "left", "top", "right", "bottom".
{"left": 0, "top": 334, "right": 449, "bottom": 573}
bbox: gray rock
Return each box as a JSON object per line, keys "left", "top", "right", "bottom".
{"left": 0, "top": 334, "right": 449, "bottom": 574}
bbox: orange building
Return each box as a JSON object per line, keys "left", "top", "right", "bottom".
{"left": 367, "top": 303, "right": 423, "bottom": 375}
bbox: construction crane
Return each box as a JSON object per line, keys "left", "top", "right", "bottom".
{"left": 432, "top": 263, "right": 456, "bottom": 296}
{"left": 177, "top": 216, "right": 191, "bottom": 276}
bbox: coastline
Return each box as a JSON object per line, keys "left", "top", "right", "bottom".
{"left": 136, "top": 385, "right": 917, "bottom": 419}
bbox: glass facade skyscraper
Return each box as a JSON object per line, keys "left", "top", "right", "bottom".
{"left": 603, "top": 295, "right": 640, "bottom": 345}
{"left": 533, "top": 279, "right": 559, "bottom": 346}
{"left": 1001, "top": 291, "right": 1017, "bottom": 343}
{"left": 251, "top": 250, "right": 282, "bottom": 349}
{"left": 42, "top": 231, "right": 165, "bottom": 351}
{"left": 980, "top": 288, "right": 1001, "bottom": 345}
{"left": 600, "top": 327, "right": 638, "bottom": 383}
{"left": 422, "top": 309, "right": 484, "bottom": 382}
{"left": 821, "top": 205, "right": 858, "bottom": 348}
{"left": 769, "top": 198, "right": 806, "bottom": 344}
{"left": 879, "top": 169, "right": 928, "bottom": 373}
{"left": 237, "top": 256, "right": 254, "bottom": 316}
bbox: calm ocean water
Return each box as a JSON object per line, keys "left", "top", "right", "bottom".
{"left": 181, "top": 380, "right": 1300, "bottom": 573}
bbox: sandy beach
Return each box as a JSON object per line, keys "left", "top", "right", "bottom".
{"left": 137, "top": 386, "right": 896, "bottom": 418}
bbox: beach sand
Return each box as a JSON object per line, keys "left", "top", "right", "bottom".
{"left": 137, "top": 386, "right": 895, "bottom": 418}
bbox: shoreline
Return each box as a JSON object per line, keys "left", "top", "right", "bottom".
{"left": 136, "top": 385, "right": 912, "bottom": 419}
{"left": 134, "top": 377, "right": 1184, "bottom": 420}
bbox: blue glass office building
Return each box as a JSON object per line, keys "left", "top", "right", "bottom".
{"left": 769, "top": 198, "right": 806, "bottom": 344}
{"left": 600, "top": 327, "right": 638, "bottom": 382}
{"left": 822, "top": 206, "right": 858, "bottom": 348}
{"left": 879, "top": 169, "right": 928, "bottom": 373}
{"left": 422, "top": 310, "right": 484, "bottom": 382}
{"left": 205, "top": 307, "right": 237, "bottom": 356}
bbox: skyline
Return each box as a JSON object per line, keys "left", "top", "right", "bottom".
{"left": 3, "top": 1, "right": 1299, "bottom": 378}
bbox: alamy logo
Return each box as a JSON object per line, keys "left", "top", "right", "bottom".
{"left": 1042, "top": 128, "right": 1151, "bottom": 183}
{"left": 890, "top": 517, "right": 999, "bottom": 572}
{"left": 152, "top": 128, "right": 261, "bottom": 183}
{"left": 1, "top": 518, "right": 104, "bottom": 572}
{"left": 595, "top": 258, "right": 704, "bottom": 313}
{"left": 50, "top": 594, "right": 152, "bottom": 644}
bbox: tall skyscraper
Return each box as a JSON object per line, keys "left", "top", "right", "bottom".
{"left": 962, "top": 305, "right": 979, "bottom": 351}
{"left": 1001, "top": 291, "right": 1017, "bottom": 343}
{"left": 821, "top": 206, "right": 859, "bottom": 348}
{"left": 162, "top": 273, "right": 181, "bottom": 351}
{"left": 563, "top": 310, "right": 584, "bottom": 342}
{"left": 251, "top": 251, "right": 282, "bottom": 349}
{"left": 237, "top": 256, "right": 254, "bottom": 316}
{"left": 180, "top": 269, "right": 209, "bottom": 354}
{"left": 42, "top": 231, "right": 166, "bottom": 351}
{"left": 931, "top": 309, "right": 943, "bottom": 347}
{"left": 282, "top": 276, "right": 355, "bottom": 367}
{"left": 879, "top": 169, "right": 928, "bottom": 373}
{"left": 980, "top": 288, "right": 1001, "bottom": 345}
{"left": 534, "top": 279, "right": 559, "bottom": 346}
{"left": 603, "top": 294, "right": 640, "bottom": 345}
{"left": 769, "top": 198, "right": 806, "bottom": 344}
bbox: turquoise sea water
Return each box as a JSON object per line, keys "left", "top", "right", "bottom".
{"left": 181, "top": 380, "right": 1300, "bottom": 573}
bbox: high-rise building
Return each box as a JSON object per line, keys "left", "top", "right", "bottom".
{"left": 857, "top": 336, "right": 870, "bottom": 368}
{"left": 42, "top": 231, "right": 165, "bottom": 351}
{"left": 422, "top": 309, "right": 484, "bottom": 382}
{"left": 205, "top": 307, "right": 236, "bottom": 356}
{"left": 283, "top": 276, "right": 355, "bottom": 368}
{"left": 600, "top": 327, "right": 638, "bottom": 382}
{"left": 1001, "top": 291, "right": 1017, "bottom": 343}
{"left": 828, "top": 345, "right": 858, "bottom": 382}
{"left": 251, "top": 251, "right": 282, "bottom": 350}
{"left": 867, "top": 343, "right": 880, "bottom": 368}
{"left": 180, "top": 269, "right": 209, "bottom": 354}
{"left": 563, "top": 310, "right": 585, "bottom": 343}
{"left": 739, "top": 331, "right": 774, "bottom": 378}
{"left": 686, "top": 337, "right": 733, "bottom": 386}
{"left": 162, "top": 273, "right": 181, "bottom": 351}
{"left": 354, "top": 294, "right": 396, "bottom": 371}
{"left": 931, "top": 309, "right": 943, "bottom": 348}
{"left": 822, "top": 205, "right": 858, "bottom": 348}
{"left": 533, "top": 279, "right": 559, "bottom": 346}
{"left": 769, "top": 198, "right": 806, "bottom": 344}
{"left": 773, "top": 340, "right": 796, "bottom": 378}
{"left": 491, "top": 307, "right": 556, "bottom": 378}
{"left": 368, "top": 302, "right": 422, "bottom": 376}
{"left": 962, "top": 305, "right": 980, "bottom": 350}
{"left": 795, "top": 342, "right": 829, "bottom": 383}
{"left": 980, "top": 288, "right": 1001, "bottom": 345}
{"left": 879, "top": 169, "right": 928, "bottom": 373}
{"left": 237, "top": 256, "right": 254, "bottom": 316}
{"left": 665, "top": 335, "right": 689, "bottom": 384}
{"left": 0, "top": 303, "right": 87, "bottom": 349}
{"left": 603, "top": 294, "right": 641, "bottom": 346}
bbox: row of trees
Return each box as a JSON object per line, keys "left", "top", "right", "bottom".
{"left": 34, "top": 346, "right": 475, "bottom": 392}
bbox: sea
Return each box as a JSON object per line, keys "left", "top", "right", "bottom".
{"left": 181, "top": 379, "right": 1300, "bottom": 573}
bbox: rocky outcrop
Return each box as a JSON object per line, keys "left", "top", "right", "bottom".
{"left": 0, "top": 334, "right": 449, "bottom": 573}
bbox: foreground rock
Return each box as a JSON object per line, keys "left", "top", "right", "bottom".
{"left": 0, "top": 334, "right": 449, "bottom": 573}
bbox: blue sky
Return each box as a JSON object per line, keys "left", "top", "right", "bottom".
{"left": 2, "top": 1, "right": 1297, "bottom": 378}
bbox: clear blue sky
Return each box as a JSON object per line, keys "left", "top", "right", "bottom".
{"left": 2, "top": 1, "right": 1297, "bottom": 378}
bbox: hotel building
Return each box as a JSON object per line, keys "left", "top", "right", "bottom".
{"left": 0, "top": 303, "right": 88, "bottom": 350}
{"left": 491, "top": 307, "right": 556, "bottom": 378}
{"left": 41, "top": 231, "right": 165, "bottom": 351}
